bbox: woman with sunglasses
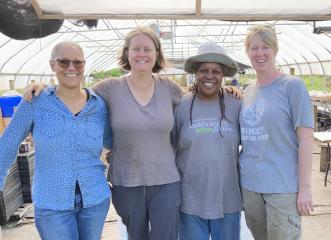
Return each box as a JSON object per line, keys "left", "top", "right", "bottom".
{"left": 0, "top": 41, "right": 111, "bottom": 240}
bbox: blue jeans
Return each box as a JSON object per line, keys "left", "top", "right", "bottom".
{"left": 34, "top": 194, "right": 110, "bottom": 240}
{"left": 179, "top": 211, "right": 240, "bottom": 240}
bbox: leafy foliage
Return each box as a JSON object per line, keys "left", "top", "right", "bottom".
{"left": 89, "top": 68, "right": 124, "bottom": 85}
{"left": 236, "top": 74, "right": 331, "bottom": 92}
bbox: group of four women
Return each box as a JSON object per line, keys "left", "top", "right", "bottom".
{"left": 0, "top": 24, "right": 313, "bottom": 240}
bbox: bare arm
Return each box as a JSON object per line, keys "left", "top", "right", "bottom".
{"left": 296, "top": 127, "right": 314, "bottom": 216}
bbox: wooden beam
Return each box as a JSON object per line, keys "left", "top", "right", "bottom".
{"left": 33, "top": 13, "right": 331, "bottom": 21}
{"left": 196, "top": 0, "right": 201, "bottom": 16}
{"left": 31, "top": 0, "right": 44, "bottom": 18}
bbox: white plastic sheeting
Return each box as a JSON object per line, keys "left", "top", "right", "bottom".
{"left": 0, "top": 19, "right": 331, "bottom": 90}
{"left": 33, "top": 0, "right": 331, "bottom": 20}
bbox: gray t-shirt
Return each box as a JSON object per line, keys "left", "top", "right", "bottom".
{"left": 239, "top": 74, "right": 314, "bottom": 193}
{"left": 93, "top": 75, "right": 183, "bottom": 187}
{"left": 173, "top": 92, "right": 242, "bottom": 219}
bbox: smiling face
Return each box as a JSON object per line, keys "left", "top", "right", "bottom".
{"left": 127, "top": 33, "right": 157, "bottom": 74}
{"left": 196, "top": 62, "right": 223, "bottom": 101}
{"left": 246, "top": 34, "right": 277, "bottom": 74}
{"left": 50, "top": 43, "right": 85, "bottom": 89}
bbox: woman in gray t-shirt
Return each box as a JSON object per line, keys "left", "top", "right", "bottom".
{"left": 240, "top": 24, "right": 314, "bottom": 240}
{"left": 172, "top": 43, "right": 242, "bottom": 240}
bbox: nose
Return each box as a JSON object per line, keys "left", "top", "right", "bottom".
{"left": 67, "top": 61, "right": 77, "bottom": 70}
{"left": 256, "top": 47, "right": 265, "bottom": 55}
{"left": 205, "top": 70, "right": 214, "bottom": 78}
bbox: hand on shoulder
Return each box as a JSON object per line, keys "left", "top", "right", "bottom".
{"left": 23, "top": 83, "right": 48, "bottom": 102}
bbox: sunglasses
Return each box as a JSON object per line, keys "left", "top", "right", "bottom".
{"left": 52, "top": 58, "right": 85, "bottom": 69}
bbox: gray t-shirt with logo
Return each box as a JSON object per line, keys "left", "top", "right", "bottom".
{"left": 239, "top": 74, "right": 314, "bottom": 193}
{"left": 93, "top": 75, "right": 183, "bottom": 187}
{"left": 173, "top": 92, "right": 242, "bottom": 219}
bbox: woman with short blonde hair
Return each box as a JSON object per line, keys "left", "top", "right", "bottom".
{"left": 240, "top": 24, "right": 314, "bottom": 240}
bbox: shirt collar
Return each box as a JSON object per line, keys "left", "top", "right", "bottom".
{"left": 45, "top": 86, "right": 98, "bottom": 99}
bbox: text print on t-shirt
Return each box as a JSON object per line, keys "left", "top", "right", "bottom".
{"left": 241, "top": 98, "right": 269, "bottom": 141}
{"left": 189, "top": 118, "right": 234, "bottom": 134}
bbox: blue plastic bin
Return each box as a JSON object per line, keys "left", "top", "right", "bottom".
{"left": 0, "top": 96, "right": 22, "bottom": 117}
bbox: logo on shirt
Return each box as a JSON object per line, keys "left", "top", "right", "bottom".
{"left": 190, "top": 118, "right": 233, "bottom": 134}
{"left": 242, "top": 98, "right": 266, "bottom": 126}
{"left": 241, "top": 98, "right": 269, "bottom": 142}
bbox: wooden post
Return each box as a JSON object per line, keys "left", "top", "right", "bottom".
{"left": 9, "top": 80, "right": 15, "bottom": 90}
{"left": 290, "top": 67, "right": 295, "bottom": 76}
{"left": 320, "top": 145, "right": 329, "bottom": 172}
{"left": 314, "top": 105, "right": 318, "bottom": 131}
{"left": 0, "top": 108, "right": 4, "bottom": 134}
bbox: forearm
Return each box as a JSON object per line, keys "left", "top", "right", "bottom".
{"left": 297, "top": 128, "right": 313, "bottom": 192}
{"left": 0, "top": 101, "right": 33, "bottom": 189}
{"left": 296, "top": 127, "right": 314, "bottom": 215}
{"left": 298, "top": 150, "right": 313, "bottom": 193}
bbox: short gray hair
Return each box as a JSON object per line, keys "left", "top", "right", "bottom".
{"left": 51, "top": 41, "right": 84, "bottom": 59}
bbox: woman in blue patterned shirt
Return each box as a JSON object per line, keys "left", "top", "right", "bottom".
{"left": 0, "top": 41, "right": 111, "bottom": 240}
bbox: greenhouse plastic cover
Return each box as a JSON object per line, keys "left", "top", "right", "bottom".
{"left": 0, "top": 1, "right": 330, "bottom": 89}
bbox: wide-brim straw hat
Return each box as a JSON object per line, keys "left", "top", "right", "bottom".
{"left": 184, "top": 43, "right": 238, "bottom": 77}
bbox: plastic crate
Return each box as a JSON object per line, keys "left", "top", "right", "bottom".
{"left": 0, "top": 96, "right": 22, "bottom": 118}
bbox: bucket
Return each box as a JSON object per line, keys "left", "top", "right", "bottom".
{"left": 0, "top": 96, "right": 22, "bottom": 118}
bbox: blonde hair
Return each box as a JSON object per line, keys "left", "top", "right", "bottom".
{"left": 118, "top": 27, "right": 166, "bottom": 73}
{"left": 245, "top": 24, "right": 278, "bottom": 53}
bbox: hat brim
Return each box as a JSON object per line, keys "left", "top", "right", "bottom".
{"left": 184, "top": 53, "right": 238, "bottom": 77}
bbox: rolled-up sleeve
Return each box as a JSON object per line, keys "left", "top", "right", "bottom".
{"left": 0, "top": 100, "right": 33, "bottom": 190}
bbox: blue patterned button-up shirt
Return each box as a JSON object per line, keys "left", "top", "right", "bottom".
{"left": 0, "top": 87, "right": 111, "bottom": 210}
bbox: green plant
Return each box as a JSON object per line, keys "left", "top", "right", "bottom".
{"left": 236, "top": 74, "right": 331, "bottom": 92}
{"left": 89, "top": 68, "right": 124, "bottom": 85}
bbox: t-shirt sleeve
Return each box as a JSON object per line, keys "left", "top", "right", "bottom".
{"left": 171, "top": 104, "right": 182, "bottom": 149}
{"left": 165, "top": 77, "right": 185, "bottom": 107}
{"left": 287, "top": 78, "right": 314, "bottom": 129}
{"left": 92, "top": 79, "right": 111, "bottom": 103}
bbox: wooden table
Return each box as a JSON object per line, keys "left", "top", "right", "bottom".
{"left": 314, "top": 131, "right": 331, "bottom": 186}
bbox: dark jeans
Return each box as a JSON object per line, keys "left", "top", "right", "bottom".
{"left": 112, "top": 182, "right": 180, "bottom": 240}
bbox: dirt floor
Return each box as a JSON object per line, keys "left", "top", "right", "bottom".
{"left": 1, "top": 139, "right": 331, "bottom": 240}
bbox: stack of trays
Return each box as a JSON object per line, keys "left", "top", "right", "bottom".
{"left": 0, "top": 161, "right": 24, "bottom": 225}
{"left": 17, "top": 151, "right": 34, "bottom": 203}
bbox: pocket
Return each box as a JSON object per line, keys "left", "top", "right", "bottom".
{"left": 288, "top": 215, "right": 301, "bottom": 231}
{"left": 85, "top": 119, "right": 103, "bottom": 140}
{"left": 35, "top": 112, "right": 64, "bottom": 138}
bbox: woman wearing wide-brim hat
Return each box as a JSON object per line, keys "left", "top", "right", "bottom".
{"left": 172, "top": 42, "right": 242, "bottom": 240}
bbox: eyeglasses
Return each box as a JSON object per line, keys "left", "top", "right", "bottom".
{"left": 51, "top": 59, "right": 85, "bottom": 69}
